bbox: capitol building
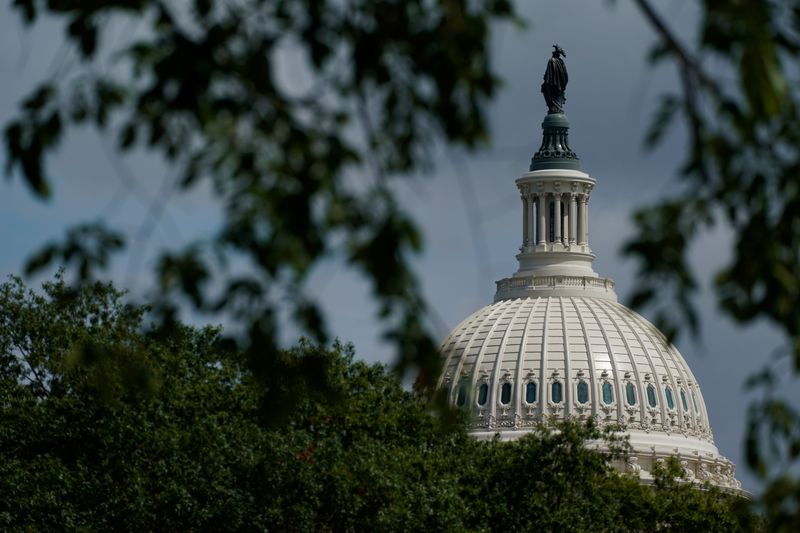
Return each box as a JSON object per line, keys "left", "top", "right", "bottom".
{"left": 438, "top": 49, "right": 742, "bottom": 493}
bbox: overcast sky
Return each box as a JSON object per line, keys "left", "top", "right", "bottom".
{"left": 1, "top": 0, "right": 795, "bottom": 493}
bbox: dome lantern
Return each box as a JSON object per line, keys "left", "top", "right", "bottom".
{"left": 498, "top": 46, "right": 612, "bottom": 301}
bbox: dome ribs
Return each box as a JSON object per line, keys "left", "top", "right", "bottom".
{"left": 578, "top": 297, "right": 626, "bottom": 424}
{"left": 615, "top": 303, "right": 685, "bottom": 433}
{"left": 600, "top": 299, "right": 668, "bottom": 429}
{"left": 627, "top": 308, "right": 713, "bottom": 440}
{"left": 539, "top": 297, "right": 552, "bottom": 412}
{"left": 558, "top": 297, "right": 574, "bottom": 417}
{"left": 594, "top": 298, "right": 650, "bottom": 426}
{"left": 488, "top": 297, "right": 532, "bottom": 424}
{"left": 514, "top": 298, "right": 542, "bottom": 423}
{"left": 569, "top": 297, "right": 599, "bottom": 420}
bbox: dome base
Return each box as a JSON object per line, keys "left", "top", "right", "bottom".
{"left": 469, "top": 425, "right": 745, "bottom": 495}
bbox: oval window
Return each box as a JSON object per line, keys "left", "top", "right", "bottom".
{"left": 665, "top": 387, "right": 675, "bottom": 410}
{"left": 456, "top": 384, "right": 467, "bottom": 407}
{"left": 680, "top": 389, "right": 688, "bottom": 412}
{"left": 526, "top": 382, "right": 537, "bottom": 404}
{"left": 626, "top": 382, "right": 636, "bottom": 406}
{"left": 477, "top": 383, "right": 488, "bottom": 406}
{"left": 646, "top": 384, "right": 657, "bottom": 408}
{"left": 551, "top": 381, "right": 563, "bottom": 403}
{"left": 500, "top": 382, "right": 512, "bottom": 405}
{"left": 602, "top": 382, "right": 613, "bottom": 405}
{"left": 577, "top": 381, "right": 589, "bottom": 404}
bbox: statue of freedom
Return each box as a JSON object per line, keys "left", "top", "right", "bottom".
{"left": 541, "top": 45, "right": 568, "bottom": 114}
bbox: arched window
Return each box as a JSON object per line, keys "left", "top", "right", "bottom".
{"left": 680, "top": 388, "right": 689, "bottom": 412}
{"left": 456, "top": 384, "right": 467, "bottom": 407}
{"left": 646, "top": 384, "right": 657, "bottom": 408}
{"left": 477, "top": 383, "right": 488, "bottom": 406}
{"left": 691, "top": 390, "right": 700, "bottom": 414}
{"left": 500, "top": 382, "right": 512, "bottom": 405}
{"left": 577, "top": 381, "right": 589, "bottom": 404}
{"left": 602, "top": 382, "right": 614, "bottom": 405}
{"left": 526, "top": 382, "right": 537, "bottom": 404}
{"left": 551, "top": 381, "right": 563, "bottom": 403}
{"left": 626, "top": 382, "right": 637, "bottom": 406}
{"left": 665, "top": 386, "right": 675, "bottom": 410}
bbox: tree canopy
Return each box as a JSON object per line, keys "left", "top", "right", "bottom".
{"left": 0, "top": 275, "right": 754, "bottom": 531}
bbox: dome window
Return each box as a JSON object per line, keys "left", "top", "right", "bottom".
{"left": 646, "top": 384, "right": 657, "bottom": 408}
{"left": 625, "top": 382, "right": 636, "bottom": 406}
{"left": 691, "top": 390, "right": 700, "bottom": 414}
{"left": 665, "top": 386, "right": 675, "bottom": 410}
{"left": 526, "top": 382, "right": 537, "bottom": 404}
{"left": 602, "top": 382, "right": 614, "bottom": 405}
{"left": 577, "top": 381, "right": 589, "bottom": 404}
{"left": 477, "top": 383, "right": 489, "bottom": 406}
{"left": 680, "top": 388, "right": 689, "bottom": 412}
{"left": 551, "top": 381, "right": 563, "bottom": 403}
{"left": 500, "top": 382, "right": 512, "bottom": 405}
{"left": 456, "top": 384, "right": 467, "bottom": 407}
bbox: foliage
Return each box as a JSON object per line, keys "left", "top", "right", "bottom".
{"left": 623, "top": 0, "right": 800, "bottom": 525}
{"left": 0, "top": 276, "right": 753, "bottom": 531}
{"left": 4, "top": 0, "right": 519, "bottom": 394}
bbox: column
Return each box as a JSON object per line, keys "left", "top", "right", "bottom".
{"left": 537, "top": 194, "right": 546, "bottom": 245}
{"left": 562, "top": 195, "right": 569, "bottom": 245}
{"left": 569, "top": 194, "right": 577, "bottom": 245}
{"left": 553, "top": 193, "right": 562, "bottom": 244}
{"left": 578, "top": 194, "right": 587, "bottom": 245}
{"left": 527, "top": 193, "right": 536, "bottom": 248}
{"left": 583, "top": 196, "right": 590, "bottom": 245}
{"left": 521, "top": 194, "right": 529, "bottom": 248}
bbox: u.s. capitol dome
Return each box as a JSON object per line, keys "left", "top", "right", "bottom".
{"left": 438, "top": 51, "right": 742, "bottom": 492}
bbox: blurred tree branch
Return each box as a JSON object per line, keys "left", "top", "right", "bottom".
{"left": 4, "top": 0, "right": 518, "bottom": 395}
{"left": 627, "top": 0, "right": 800, "bottom": 519}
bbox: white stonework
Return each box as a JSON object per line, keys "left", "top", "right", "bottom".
{"left": 438, "top": 163, "right": 744, "bottom": 493}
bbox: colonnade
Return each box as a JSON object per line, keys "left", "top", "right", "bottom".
{"left": 520, "top": 191, "right": 589, "bottom": 249}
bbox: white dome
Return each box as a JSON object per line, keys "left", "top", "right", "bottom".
{"left": 439, "top": 295, "right": 741, "bottom": 490}
{"left": 436, "top": 113, "right": 743, "bottom": 490}
{"left": 441, "top": 295, "right": 709, "bottom": 437}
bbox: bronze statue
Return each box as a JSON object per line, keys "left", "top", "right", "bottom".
{"left": 541, "top": 45, "right": 568, "bottom": 114}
